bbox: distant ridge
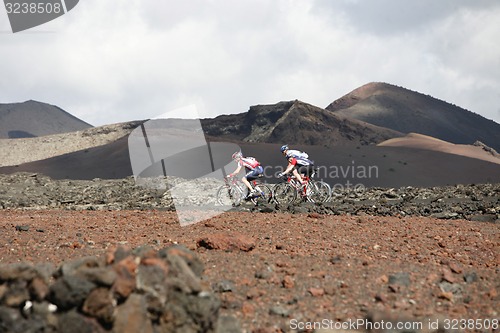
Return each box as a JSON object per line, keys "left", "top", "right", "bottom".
{"left": 326, "top": 82, "right": 500, "bottom": 151}
{"left": 202, "top": 100, "right": 402, "bottom": 147}
{"left": 378, "top": 133, "right": 500, "bottom": 165}
{"left": 0, "top": 121, "right": 144, "bottom": 167}
{"left": 0, "top": 100, "right": 92, "bottom": 138}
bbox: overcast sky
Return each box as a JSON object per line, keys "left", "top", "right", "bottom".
{"left": 1, "top": 0, "right": 499, "bottom": 126}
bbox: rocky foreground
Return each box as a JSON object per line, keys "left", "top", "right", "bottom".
{"left": 0, "top": 173, "right": 498, "bottom": 332}
{"left": 0, "top": 245, "right": 231, "bottom": 333}
{"left": 0, "top": 173, "right": 498, "bottom": 223}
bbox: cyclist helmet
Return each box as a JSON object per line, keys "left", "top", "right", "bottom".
{"left": 232, "top": 151, "right": 242, "bottom": 160}
{"left": 280, "top": 144, "right": 289, "bottom": 153}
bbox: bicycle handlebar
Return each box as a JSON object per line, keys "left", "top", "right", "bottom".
{"left": 224, "top": 175, "right": 237, "bottom": 184}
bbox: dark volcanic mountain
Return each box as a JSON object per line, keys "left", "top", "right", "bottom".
{"left": 0, "top": 100, "right": 92, "bottom": 138}
{"left": 326, "top": 82, "right": 500, "bottom": 151}
{"left": 201, "top": 100, "right": 402, "bottom": 147}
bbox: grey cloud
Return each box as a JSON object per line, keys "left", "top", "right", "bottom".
{"left": 311, "top": 0, "right": 500, "bottom": 35}
{"left": 138, "top": 1, "right": 282, "bottom": 32}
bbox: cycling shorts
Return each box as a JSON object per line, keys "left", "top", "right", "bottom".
{"left": 295, "top": 165, "right": 315, "bottom": 177}
{"left": 244, "top": 166, "right": 264, "bottom": 181}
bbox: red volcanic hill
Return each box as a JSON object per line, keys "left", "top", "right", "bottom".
{"left": 326, "top": 82, "right": 500, "bottom": 151}
{"left": 0, "top": 100, "right": 92, "bottom": 138}
{"left": 378, "top": 133, "right": 500, "bottom": 165}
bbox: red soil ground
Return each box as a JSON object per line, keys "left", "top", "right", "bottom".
{"left": 0, "top": 210, "right": 498, "bottom": 332}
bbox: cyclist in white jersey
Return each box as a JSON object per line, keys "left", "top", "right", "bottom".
{"left": 278, "top": 144, "right": 315, "bottom": 185}
{"left": 228, "top": 151, "right": 264, "bottom": 198}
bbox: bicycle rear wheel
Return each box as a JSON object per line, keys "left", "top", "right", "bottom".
{"left": 273, "top": 182, "right": 296, "bottom": 205}
{"left": 216, "top": 185, "right": 242, "bottom": 206}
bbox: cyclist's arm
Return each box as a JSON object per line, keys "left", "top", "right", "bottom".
{"left": 282, "top": 158, "right": 296, "bottom": 175}
{"left": 229, "top": 164, "right": 242, "bottom": 177}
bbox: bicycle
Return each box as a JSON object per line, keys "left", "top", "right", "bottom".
{"left": 273, "top": 170, "right": 331, "bottom": 205}
{"left": 216, "top": 175, "right": 273, "bottom": 206}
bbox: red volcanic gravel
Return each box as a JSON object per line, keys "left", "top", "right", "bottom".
{"left": 0, "top": 209, "right": 499, "bottom": 332}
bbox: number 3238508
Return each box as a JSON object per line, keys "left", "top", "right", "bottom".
{"left": 5, "top": 2, "right": 62, "bottom": 14}
{"left": 444, "top": 318, "right": 498, "bottom": 330}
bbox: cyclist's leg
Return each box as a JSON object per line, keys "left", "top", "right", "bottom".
{"left": 299, "top": 165, "right": 312, "bottom": 183}
{"left": 251, "top": 166, "right": 265, "bottom": 193}
{"left": 243, "top": 169, "right": 259, "bottom": 193}
{"left": 292, "top": 166, "right": 305, "bottom": 184}
{"left": 241, "top": 177, "right": 253, "bottom": 192}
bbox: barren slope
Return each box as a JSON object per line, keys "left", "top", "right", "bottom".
{"left": 2, "top": 139, "right": 500, "bottom": 187}
{"left": 0, "top": 121, "right": 143, "bottom": 167}
{"left": 326, "top": 82, "right": 500, "bottom": 151}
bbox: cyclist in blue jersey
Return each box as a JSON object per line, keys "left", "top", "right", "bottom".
{"left": 278, "top": 144, "right": 315, "bottom": 185}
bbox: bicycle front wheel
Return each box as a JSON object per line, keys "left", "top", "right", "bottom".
{"left": 216, "top": 185, "right": 242, "bottom": 206}
{"left": 306, "top": 180, "right": 331, "bottom": 203}
{"left": 253, "top": 184, "right": 274, "bottom": 205}
{"left": 273, "top": 182, "right": 296, "bottom": 205}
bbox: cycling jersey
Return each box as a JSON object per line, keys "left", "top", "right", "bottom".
{"left": 239, "top": 157, "right": 260, "bottom": 171}
{"left": 285, "top": 150, "right": 314, "bottom": 166}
